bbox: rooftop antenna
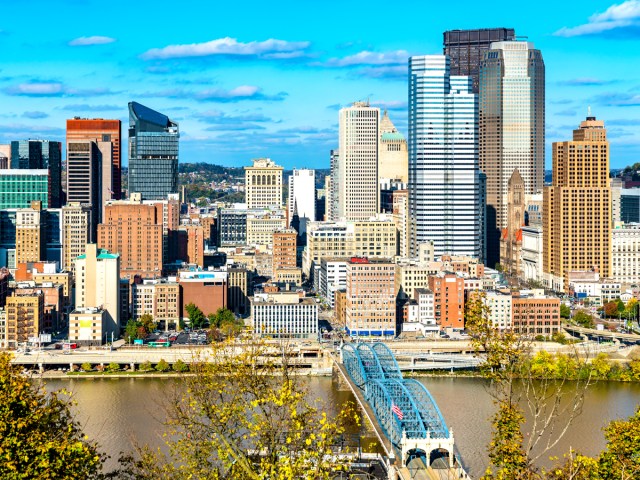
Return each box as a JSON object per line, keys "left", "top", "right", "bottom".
{"left": 588, "top": 105, "right": 592, "bottom": 117}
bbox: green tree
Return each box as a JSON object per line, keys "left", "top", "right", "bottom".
{"left": 155, "top": 359, "right": 170, "bottom": 372}
{"left": 139, "top": 361, "right": 153, "bottom": 372}
{"left": 617, "top": 298, "right": 626, "bottom": 314}
{"left": 598, "top": 407, "right": 640, "bottom": 479}
{"left": 172, "top": 359, "right": 188, "bottom": 373}
{"left": 0, "top": 353, "right": 105, "bottom": 479}
{"left": 139, "top": 313, "right": 156, "bottom": 334}
{"left": 81, "top": 362, "right": 93, "bottom": 372}
{"left": 573, "top": 310, "right": 596, "bottom": 328}
{"left": 107, "top": 362, "right": 120, "bottom": 373}
{"left": 185, "top": 303, "right": 207, "bottom": 329}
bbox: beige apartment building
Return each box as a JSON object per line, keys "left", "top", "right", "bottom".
{"left": 345, "top": 258, "right": 396, "bottom": 337}
{"left": 15, "top": 201, "right": 45, "bottom": 264}
{"left": 543, "top": 116, "right": 611, "bottom": 292}
{"left": 6, "top": 292, "right": 44, "bottom": 348}
{"left": 131, "top": 279, "right": 180, "bottom": 325}
{"left": 69, "top": 307, "right": 107, "bottom": 346}
{"left": 62, "top": 202, "right": 91, "bottom": 273}
{"left": 246, "top": 212, "right": 287, "bottom": 249}
{"left": 245, "top": 158, "right": 283, "bottom": 209}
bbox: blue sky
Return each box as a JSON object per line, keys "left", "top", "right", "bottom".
{"left": 0, "top": 0, "right": 639, "bottom": 169}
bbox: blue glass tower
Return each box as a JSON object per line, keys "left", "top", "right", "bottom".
{"left": 128, "top": 102, "right": 179, "bottom": 200}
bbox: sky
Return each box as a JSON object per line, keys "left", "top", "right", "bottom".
{"left": 0, "top": 0, "right": 639, "bottom": 170}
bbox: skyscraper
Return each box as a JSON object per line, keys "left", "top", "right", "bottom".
{"left": 244, "top": 158, "right": 283, "bottom": 209}
{"left": 66, "top": 141, "right": 101, "bottom": 241}
{"left": 66, "top": 118, "right": 122, "bottom": 199}
{"left": 287, "top": 169, "right": 316, "bottom": 235}
{"left": 443, "top": 28, "right": 515, "bottom": 93}
{"left": 543, "top": 116, "right": 611, "bottom": 292}
{"left": 408, "top": 55, "right": 484, "bottom": 260}
{"left": 335, "top": 102, "right": 380, "bottom": 221}
{"left": 378, "top": 111, "right": 408, "bottom": 183}
{"left": 479, "top": 40, "right": 545, "bottom": 267}
{"left": 128, "top": 102, "right": 179, "bottom": 200}
{"left": 10, "top": 140, "right": 62, "bottom": 208}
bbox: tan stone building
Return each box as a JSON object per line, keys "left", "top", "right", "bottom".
{"left": 392, "top": 190, "right": 410, "bottom": 258}
{"left": 6, "top": 292, "right": 44, "bottom": 348}
{"left": 272, "top": 229, "right": 297, "bottom": 277}
{"left": 98, "top": 201, "right": 163, "bottom": 278}
{"left": 246, "top": 212, "right": 287, "bottom": 249}
{"left": 227, "top": 265, "right": 253, "bottom": 316}
{"left": 15, "top": 201, "right": 44, "bottom": 264}
{"left": 273, "top": 267, "right": 302, "bottom": 286}
{"left": 511, "top": 291, "right": 561, "bottom": 335}
{"left": 379, "top": 111, "right": 408, "bottom": 183}
{"left": 345, "top": 258, "right": 396, "bottom": 337}
{"left": 69, "top": 307, "right": 107, "bottom": 346}
{"left": 62, "top": 202, "right": 91, "bottom": 273}
{"left": 131, "top": 279, "right": 180, "bottom": 326}
{"left": 500, "top": 169, "right": 526, "bottom": 276}
{"left": 245, "top": 158, "right": 283, "bottom": 209}
{"left": 543, "top": 116, "right": 611, "bottom": 292}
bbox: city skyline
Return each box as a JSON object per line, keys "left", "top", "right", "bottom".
{"left": 0, "top": 0, "right": 639, "bottom": 169}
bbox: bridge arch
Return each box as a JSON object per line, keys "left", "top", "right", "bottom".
{"left": 402, "top": 379, "right": 449, "bottom": 438}
{"left": 371, "top": 342, "right": 402, "bottom": 379}
{"left": 342, "top": 344, "right": 368, "bottom": 388}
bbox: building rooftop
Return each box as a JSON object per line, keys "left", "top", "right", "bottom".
{"left": 77, "top": 249, "right": 119, "bottom": 260}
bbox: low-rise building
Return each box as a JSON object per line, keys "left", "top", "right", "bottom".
{"left": 251, "top": 291, "right": 317, "bottom": 339}
{"left": 178, "top": 270, "right": 227, "bottom": 317}
{"left": 429, "top": 273, "right": 465, "bottom": 330}
{"left": 68, "top": 307, "right": 107, "bottom": 346}
{"left": 612, "top": 223, "right": 640, "bottom": 285}
{"left": 273, "top": 267, "right": 302, "bottom": 286}
{"left": 401, "top": 288, "right": 438, "bottom": 335}
{"left": 6, "top": 292, "right": 44, "bottom": 348}
{"left": 511, "top": 290, "right": 561, "bottom": 336}
{"left": 319, "top": 257, "right": 348, "bottom": 308}
{"left": 520, "top": 226, "right": 543, "bottom": 283}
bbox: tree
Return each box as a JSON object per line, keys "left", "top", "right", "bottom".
{"left": 155, "top": 359, "right": 170, "bottom": 372}
{"left": 119, "top": 338, "right": 359, "bottom": 479}
{"left": 573, "top": 309, "right": 596, "bottom": 328}
{"left": 107, "top": 362, "right": 120, "bottom": 373}
{"left": 604, "top": 302, "right": 619, "bottom": 318}
{"left": 139, "top": 314, "right": 156, "bottom": 334}
{"left": 617, "top": 298, "right": 626, "bottom": 314}
{"left": 598, "top": 407, "right": 640, "bottom": 479}
{"left": 0, "top": 353, "right": 105, "bottom": 479}
{"left": 140, "top": 361, "right": 153, "bottom": 372}
{"left": 81, "top": 362, "right": 93, "bottom": 372}
{"left": 185, "top": 303, "right": 207, "bottom": 329}
{"left": 560, "top": 304, "right": 571, "bottom": 319}
{"left": 172, "top": 359, "right": 188, "bottom": 373}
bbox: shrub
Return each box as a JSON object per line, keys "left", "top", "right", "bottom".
{"left": 140, "top": 360, "right": 153, "bottom": 372}
{"left": 155, "top": 359, "right": 170, "bottom": 372}
{"left": 81, "top": 362, "right": 92, "bottom": 372}
{"left": 173, "top": 359, "right": 188, "bottom": 373}
{"left": 107, "top": 362, "right": 120, "bottom": 372}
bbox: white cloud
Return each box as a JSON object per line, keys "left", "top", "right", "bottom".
{"left": 5, "top": 82, "right": 64, "bottom": 95}
{"left": 324, "top": 50, "right": 410, "bottom": 67}
{"left": 141, "top": 37, "right": 310, "bottom": 60}
{"left": 69, "top": 36, "right": 116, "bottom": 46}
{"left": 555, "top": 0, "right": 640, "bottom": 37}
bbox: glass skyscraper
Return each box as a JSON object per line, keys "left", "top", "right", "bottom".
{"left": 0, "top": 170, "right": 49, "bottom": 209}
{"left": 128, "top": 102, "right": 179, "bottom": 200}
{"left": 479, "top": 41, "right": 545, "bottom": 267}
{"left": 408, "top": 55, "right": 484, "bottom": 260}
{"left": 10, "top": 139, "right": 62, "bottom": 208}
{"left": 443, "top": 28, "right": 515, "bottom": 94}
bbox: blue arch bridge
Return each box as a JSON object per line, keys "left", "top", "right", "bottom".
{"left": 339, "top": 342, "right": 468, "bottom": 476}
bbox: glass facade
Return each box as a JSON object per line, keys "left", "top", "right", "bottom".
{"left": 0, "top": 170, "right": 49, "bottom": 209}
{"left": 10, "top": 140, "right": 62, "bottom": 208}
{"left": 408, "top": 55, "right": 484, "bottom": 260}
{"left": 128, "top": 102, "right": 179, "bottom": 200}
{"left": 443, "top": 28, "right": 515, "bottom": 93}
{"left": 621, "top": 190, "right": 640, "bottom": 224}
{"left": 479, "top": 41, "right": 545, "bottom": 267}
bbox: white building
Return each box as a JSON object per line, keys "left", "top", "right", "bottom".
{"left": 74, "top": 244, "right": 120, "bottom": 341}
{"left": 521, "top": 226, "right": 543, "bottom": 282}
{"left": 288, "top": 169, "right": 316, "bottom": 235}
{"left": 402, "top": 288, "right": 438, "bottom": 335}
{"left": 408, "top": 55, "right": 484, "bottom": 260}
{"left": 251, "top": 292, "right": 318, "bottom": 339}
{"left": 483, "top": 291, "right": 512, "bottom": 331}
{"left": 68, "top": 307, "right": 107, "bottom": 346}
{"left": 319, "top": 257, "right": 348, "bottom": 308}
{"left": 244, "top": 158, "right": 283, "bottom": 209}
{"left": 334, "top": 102, "right": 380, "bottom": 221}
{"left": 612, "top": 223, "right": 640, "bottom": 285}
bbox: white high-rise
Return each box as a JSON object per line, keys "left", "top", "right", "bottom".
{"left": 408, "top": 55, "right": 484, "bottom": 260}
{"left": 334, "top": 102, "right": 380, "bottom": 221}
{"left": 288, "top": 169, "right": 316, "bottom": 235}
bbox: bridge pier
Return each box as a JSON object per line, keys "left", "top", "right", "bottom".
{"left": 400, "top": 429, "right": 456, "bottom": 469}
{"left": 130, "top": 362, "right": 135, "bottom": 371}
{"left": 38, "top": 363, "right": 44, "bottom": 374}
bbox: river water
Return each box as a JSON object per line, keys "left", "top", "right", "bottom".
{"left": 44, "top": 376, "right": 640, "bottom": 478}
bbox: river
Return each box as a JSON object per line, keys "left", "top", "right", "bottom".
{"left": 43, "top": 375, "right": 640, "bottom": 478}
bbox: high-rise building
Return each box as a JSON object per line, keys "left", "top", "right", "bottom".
{"left": 0, "top": 144, "right": 9, "bottom": 169}
{"left": 428, "top": 273, "right": 465, "bottom": 330}
{"left": 500, "top": 169, "right": 526, "bottom": 276}
{"left": 66, "top": 118, "right": 122, "bottom": 199}
{"left": 0, "top": 170, "right": 49, "bottom": 209}
{"left": 543, "top": 116, "right": 611, "bottom": 292}
{"left": 328, "top": 150, "right": 339, "bottom": 221}
{"left": 15, "top": 201, "right": 45, "bottom": 264}
{"left": 408, "top": 55, "right": 484, "bottom": 260}
{"left": 62, "top": 203, "right": 92, "bottom": 273}
{"left": 244, "top": 158, "right": 283, "bottom": 209}
{"left": 335, "top": 102, "right": 380, "bottom": 221}
{"left": 287, "top": 169, "right": 316, "bottom": 235}
{"left": 480, "top": 40, "right": 545, "bottom": 267}
{"left": 443, "top": 28, "right": 516, "bottom": 93}
{"left": 6, "top": 292, "right": 44, "bottom": 348}
{"left": 98, "top": 200, "right": 163, "bottom": 278}
{"left": 128, "top": 102, "right": 179, "bottom": 200}
{"left": 378, "top": 111, "right": 408, "bottom": 184}
{"left": 66, "top": 141, "right": 101, "bottom": 238}
{"left": 10, "top": 140, "right": 62, "bottom": 208}
{"left": 74, "top": 244, "right": 120, "bottom": 341}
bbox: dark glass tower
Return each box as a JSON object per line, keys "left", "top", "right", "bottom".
{"left": 443, "top": 28, "right": 515, "bottom": 93}
{"left": 128, "top": 102, "right": 179, "bottom": 200}
{"left": 10, "top": 139, "right": 63, "bottom": 208}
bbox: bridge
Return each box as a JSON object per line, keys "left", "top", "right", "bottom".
{"left": 564, "top": 325, "right": 640, "bottom": 344}
{"left": 337, "top": 342, "right": 469, "bottom": 479}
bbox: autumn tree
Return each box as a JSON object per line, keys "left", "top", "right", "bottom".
{"left": 185, "top": 303, "right": 207, "bottom": 329}
{"left": 119, "top": 338, "right": 359, "bottom": 479}
{"left": 0, "top": 353, "right": 105, "bottom": 479}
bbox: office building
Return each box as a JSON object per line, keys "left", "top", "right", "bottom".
{"left": 62, "top": 203, "right": 91, "bottom": 273}
{"left": 319, "top": 257, "right": 348, "bottom": 308}
{"left": 611, "top": 178, "right": 623, "bottom": 225}
{"left": 98, "top": 200, "right": 163, "bottom": 278}
{"left": 66, "top": 118, "right": 122, "bottom": 199}
{"left": 379, "top": 111, "right": 408, "bottom": 184}
{"left": 443, "top": 28, "right": 516, "bottom": 93}
{"left": 245, "top": 158, "right": 283, "bottom": 209}
{"left": 480, "top": 40, "right": 545, "bottom": 266}
{"left": 328, "top": 151, "right": 338, "bottom": 220}
{"left": 14, "top": 262, "right": 72, "bottom": 305}
{"left": 287, "top": 169, "right": 316, "bottom": 235}
{"left": 0, "top": 170, "right": 49, "bottom": 209}
{"left": 218, "top": 206, "right": 248, "bottom": 246}
{"left": 408, "top": 55, "right": 484, "bottom": 260}
{"left": 227, "top": 265, "right": 253, "bottom": 316}
{"left": 10, "top": 140, "right": 62, "bottom": 208}
{"left": 178, "top": 270, "right": 227, "bottom": 317}
{"left": 429, "top": 273, "right": 465, "bottom": 330}
{"left": 68, "top": 308, "right": 108, "bottom": 346}
{"left": 345, "top": 257, "right": 396, "bottom": 337}
{"left": 246, "top": 210, "right": 287, "bottom": 249}
{"left": 66, "top": 141, "right": 101, "bottom": 234}
{"left": 621, "top": 189, "right": 640, "bottom": 223}
{"left": 500, "top": 170, "right": 526, "bottom": 276}
{"left": 15, "top": 201, "right": 45, "bottom": 265}
{"left": 131, "top": 279, "right": 180, "bottom": 326}
{"left": 612, "top": 224, "right": 640, "bottom": 285}
{"left": 335, "top": 102, "right": 380, "bottom": 221}
{"left": 75, "top": 244, "right": 120, "bottom": 339}
{"left": 543, "top": 117, "right": 611, "bottom": 292}
{"left": 177, "top": 225, "right": 204, "bottom": 267}
{"left": 273, "top": 229, "right": 297, "bottom": 275}
{"left": 0, "top": 144, "right": 9, "bottom": 169}
{"left": 128, "top": 102, "right": 179, "bottom": 200}
{"left": 251, "top": 291, "right": 318, "bottom": 339}
{"left": 6, "top": 292, "right": 44, "bottom": 348}
{"left": 511, "top": 290, "right": 561, "bottom": 335}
